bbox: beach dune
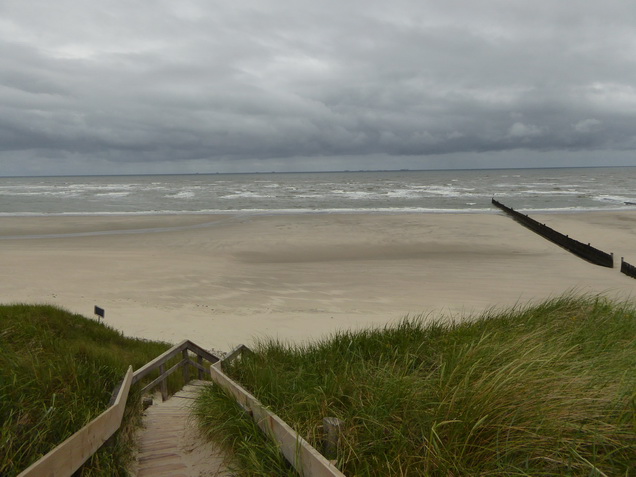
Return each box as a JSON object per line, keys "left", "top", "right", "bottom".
{"left": 2, "top": 212, "right": 635, "bottom": 350}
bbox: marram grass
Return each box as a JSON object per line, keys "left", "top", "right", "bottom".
{"left": 194, "top": 295, "right": 636, "bottom": 476}
{"left": 0, "top": 304, "right": 178, "bottom": 476}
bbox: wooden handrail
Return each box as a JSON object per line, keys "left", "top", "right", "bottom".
{"left": 17, "top": 340, "right": 220, "bottom": 477}
{"left": 210, "top": 348, "right": 345, "bottom": 477}
{"left": 17, "top": 366, "right": 134, "bottom": 477}
{"left": 131, "top": 339, "right": 219, "bottom": 384}
{"left": 223, "top": 343, "right": 251, "bottom": 366}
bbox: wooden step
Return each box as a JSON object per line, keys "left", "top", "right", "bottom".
{"left": 134, "top": 381, "right": 231, "bottom": 477}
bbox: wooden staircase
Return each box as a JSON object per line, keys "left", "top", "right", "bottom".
{"left": 17, "top": 341, "right": 344, "bottom": 477}
{"left": 135, "top": 381, "right": 230, "bottom": 477}
{"left": 17, "top": 340, "right": 224, "bottom": 477}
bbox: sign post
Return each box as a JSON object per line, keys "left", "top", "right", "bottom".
{"left": 94, "top": 306, "right": 105, "bottom": 322}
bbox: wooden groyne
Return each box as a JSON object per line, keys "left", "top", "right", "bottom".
{"left": 621, "top": 257, "right": 636, "bottom": 279}
{"left": 491, "top": 199, "right": 614, "bottom": 268}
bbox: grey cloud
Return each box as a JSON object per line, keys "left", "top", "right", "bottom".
{"left": 574, "top": 119, "right": 602, "bottom": 134}
{"left": 1, "top": 0, "right": 636, "bottom": 174}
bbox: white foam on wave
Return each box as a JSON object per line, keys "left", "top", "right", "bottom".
{"left": 220, "top": 191, "right": 274, "bottom": 199}
{"left": 295, "top": 194, "right": 324, "bottom": 199}
{"left": 595, "top": 195, "right": 636, "bottom": 204}
{"left": 332, "top": 191, "right": 375, "bottom": 199}
{"left": 420, "top": 186, "right": 465, "bottom": 197}
{"left": 523, "top": 181, "right": 559, "bottom": 186}
{"left": 0, "top": 190, "right": 80, "bottom": 197}
{"left": 515, "top": 205, "right": 636, "bottom": 214}
{"left": 0, "top": 206, "right": 495, "bottom": 217}
{"left": 166, "top": 191, "right": 195, "bottom": 199}
{"left": 508, "top": 189, "right": 580, "bottom": 196}
{"left": 68, "top": 183, "right": 138, "bottom": 192}
{"left": 3, "top": 203, "right": 636, "bottom": 218}
{"left": 387, "top": 189, "right": 422, "bottom": 198}
{"left": 219, "top": 207, "right": 497, "bottom": 215}
{"left": 95, "top": 192, "right": 130, "bottom": 198}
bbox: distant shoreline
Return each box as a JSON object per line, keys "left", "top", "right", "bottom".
{"left": 2, "top": 205, "right": 636, "bottom": 220}
{"left": 2, "top": 164, "right": 636, "bottom": 179}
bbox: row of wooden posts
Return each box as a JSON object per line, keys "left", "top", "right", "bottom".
{"left": 620, "top": 257, "right": 636, "bottom": 279}
{"left": 492, "top": 198, "right": 636, "bottom": 279}
{"left": 491, "top": 199, "right": 615, "bottom": 268}
{"left": 17, "top": 340, "right": 345, "bottom": 477}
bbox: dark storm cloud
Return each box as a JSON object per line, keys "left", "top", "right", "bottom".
{"left": 1, "top": 0, "right": 636, "bottom": 174}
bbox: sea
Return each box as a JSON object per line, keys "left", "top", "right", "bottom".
{"left": 1, "top": 167, "right": 636, "bottom": 216}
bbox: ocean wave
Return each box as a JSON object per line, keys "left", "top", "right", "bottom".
{"left": 4, "top": 204, "right": 635, "bottom": 218}
{"left": 505, "top": 189, "right": 582, "bottom": 196}
{"left": 165, "top": 191, "right": 195, "bottom": 199}
{"left": 95, "top": 192, "right": 131, "bottom": 198}
{"left": 387, "top": 189, "right": 422, "bottom": 198}
{"left": 2, "top": 167, "right": 636, "bottom": 216}
{"left": 220, "top": 192, "right": 274, "bottom": 199}
{"left": 595, "top": 194, "right": 636, "bottom": 205}
{"left": 0, "top": 190, "right": 81, "bottom": 197}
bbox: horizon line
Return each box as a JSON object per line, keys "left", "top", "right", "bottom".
{"left": 2, "top": 164, "right": 634, "bottom": 179}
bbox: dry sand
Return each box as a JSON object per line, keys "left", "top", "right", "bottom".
{"left": 2, "top": 211, "right": 635, "bottom": 351}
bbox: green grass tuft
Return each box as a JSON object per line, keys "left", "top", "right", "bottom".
{"left": 194, "top": 294, "right": 636, "bottom": 476}
{"left": 0, "top": 304, "right": 176, "bottom": 476}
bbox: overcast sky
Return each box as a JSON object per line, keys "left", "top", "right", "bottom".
{"left": 2, "top": 0, "right": 636, "bottom": 175}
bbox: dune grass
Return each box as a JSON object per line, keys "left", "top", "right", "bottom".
{"left": 194, "top": 295, "right": 636, "bottom": 476}
{"left": 0, "top": 304, "right": 180, "bottom": 476}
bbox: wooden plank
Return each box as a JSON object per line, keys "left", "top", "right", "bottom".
{"left": 18, "top": 366, "right": 133, "bottom": 477}
{"left": 136, "top": 381, "right": 229, "bottom": 477}
{"left": 209, "top": 363, "right": 345, "bottom": 477}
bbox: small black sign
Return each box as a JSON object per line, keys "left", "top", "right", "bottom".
{"left": 94, "top": 306, "right": 105, "bottom": 318}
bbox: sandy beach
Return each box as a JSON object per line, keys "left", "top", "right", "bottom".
{"left": 2, "top": 211, "right": 635, "bottom": 351}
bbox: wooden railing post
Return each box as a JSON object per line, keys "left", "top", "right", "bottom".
{"left": 182, "top": 349, "right": 190, "bottom": 384}
{"left": 323, "top": 417, "right": 344, "bottom": 461}
{"left": 197, "top": 355, "right": 204, "bottom": 379}
{"left": 159, "top": 364, "right": 168, "bottom": 401}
